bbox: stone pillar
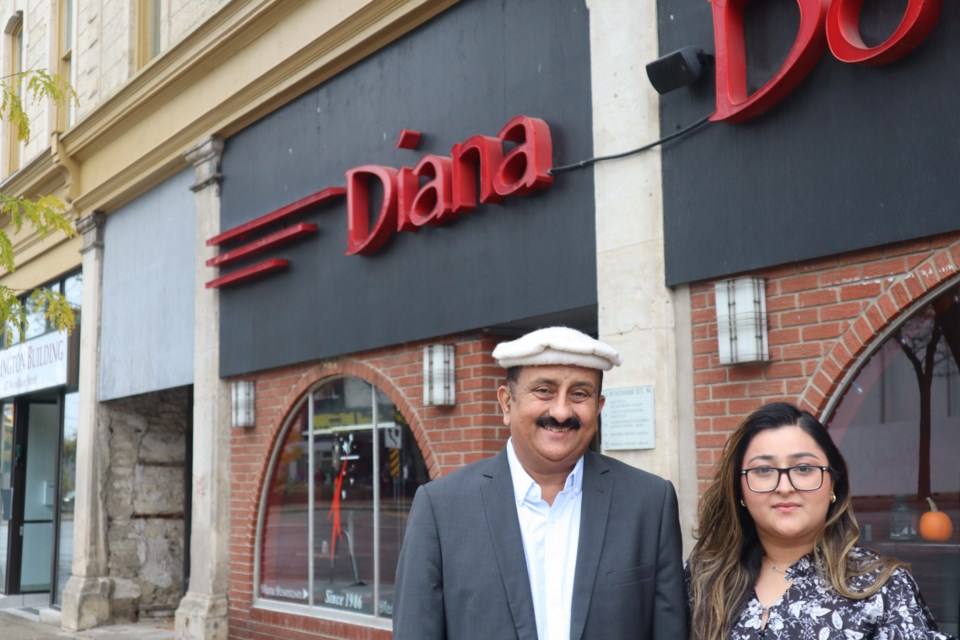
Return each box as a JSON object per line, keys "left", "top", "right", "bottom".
{"left": 175, "top": 137, "right": 230, "bottom": 640}
{"left": 587, "top": 0, "right": 697, "bottom": 554}
{"left": 62, "top": 212, "right": 112, "bottom": 631}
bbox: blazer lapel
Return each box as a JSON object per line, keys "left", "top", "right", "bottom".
{"left": 569, "top": 450, "right": 612, "bottom": 640}
{"left": 479, "top": 450, "right": 539, "bottom": 640}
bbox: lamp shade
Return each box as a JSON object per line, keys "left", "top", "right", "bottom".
{"left": 231, "top": 380, "right": 256, "bottom": 428}
{"left": 423, "top": 344, "right": 456, "bottom": 406}
{"left": 714, "top": 277, "right": 769, "bottom": 364}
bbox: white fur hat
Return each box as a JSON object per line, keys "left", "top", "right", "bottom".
{"left": 492, "top": 326, "right": 622, "bottom": 371}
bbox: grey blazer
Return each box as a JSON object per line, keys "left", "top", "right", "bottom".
{"left": 392, "top": 448, "right": 689, "bottom": 639}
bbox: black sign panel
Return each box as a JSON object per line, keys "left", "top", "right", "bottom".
{"left": 659, "top": 0, "right": 960, "bottom": 285}
{"left": 219, "top": 0, "right": 594, "bottom": 377}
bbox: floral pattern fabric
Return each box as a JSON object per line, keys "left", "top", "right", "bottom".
{"left": 684, "top": 547, "right": 956, "bottom": 639}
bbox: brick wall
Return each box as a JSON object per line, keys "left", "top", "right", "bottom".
{"left": 692, "top": 233, "right": 960, "bottom": 494}
{"left": 228, "top": 331, "right": 508, "bottom": 640}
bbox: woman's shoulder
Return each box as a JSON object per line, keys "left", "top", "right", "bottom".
{"left": 845, "top": 545, "right": 919, "bottom": 592}
{"left": 847, "top": 544, "right": 899, "bottom": 569}
{"left": 848, "top": 544, "right": 880, "bottom": 561}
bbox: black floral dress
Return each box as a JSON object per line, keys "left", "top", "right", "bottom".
{"left": 684, "top": 547, "right": 956, "bottom": 639}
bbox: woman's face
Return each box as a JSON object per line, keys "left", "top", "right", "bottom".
{"left": 739, "top": 425, "right": 835, "bottom": 549}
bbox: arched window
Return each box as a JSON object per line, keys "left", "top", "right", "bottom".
{"left": 256, "top": 376, "right": 429, "bottom": 623}
{"left": 827, "top": 282, "right": 960, "bottom": 635}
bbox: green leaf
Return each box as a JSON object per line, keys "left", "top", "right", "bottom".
{"left": 0, "top": 69, "right": 79, "bottom": 340}
{"left": 29, "top": 288, "right": 75, "bottom": 334}
{"left": 0, "top": 287, "right": 26, "bottom": 346}
{"left": 1, "top": 70, "right": 77, "bottom": 144}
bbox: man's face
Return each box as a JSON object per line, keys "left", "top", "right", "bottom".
{"left": 497, "top": 365, "right": 604, "bottom": 481}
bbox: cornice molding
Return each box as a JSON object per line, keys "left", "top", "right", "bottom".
{"left": 0, "top": 147, "right": 62, "bottom": 199}
{"left": 63, "top": 0, "right": 290, "bottom": 158}
{"left": 0, "top": 145, "right": 76, "bottom": 273}
{"left": 64, "top": 0, "right": 459, "bottom": 214}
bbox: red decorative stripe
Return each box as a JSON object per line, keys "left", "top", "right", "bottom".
{"left": 205, "top": 259, "right": 288, "bottom": 289}
{"left": 206, "top": 223, "right": 317, "bottom": 267}
{"left": 207, "top": 186, "right": 345, "bottom": 246}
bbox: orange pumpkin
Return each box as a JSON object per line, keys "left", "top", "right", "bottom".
{"left": 920, "top": 497, "right": 954, "bottom": 542}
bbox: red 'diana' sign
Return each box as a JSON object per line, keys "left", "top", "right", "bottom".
{"left": 206, "top": 115, "right": 553, "bottom": 288}
{"left": 346, "top": 115, "right": 552, "bottom": 255}
{"left": 710, "top": 0, "right": 942, "bottom": 123}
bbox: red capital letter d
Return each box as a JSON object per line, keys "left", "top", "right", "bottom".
{"left": 710, "top": 0, "right": 829, "bottom": 123}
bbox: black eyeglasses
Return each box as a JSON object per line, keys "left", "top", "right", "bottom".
{"left": 740, "top": 465, "right": 831, "bottom": 493}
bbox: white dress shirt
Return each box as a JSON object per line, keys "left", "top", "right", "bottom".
{"left": 506, "top": 439, "right": 583, "bottom": 640}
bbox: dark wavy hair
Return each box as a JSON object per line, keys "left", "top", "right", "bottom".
{"left": 687, "top": 402, "right": 905, "bottom": 640}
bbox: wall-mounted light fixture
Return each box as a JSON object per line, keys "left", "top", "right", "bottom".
{"left": 423, "top": 344, "right": 456, "bottom": 406}
{"left": 231, "top": 380, "right": 256, "bottom": 428}
{"left": 715, "top": 277, "right": 769, "bottom": 365}
{"left": 646, "top": 47, "right": 712, "bottom": 94}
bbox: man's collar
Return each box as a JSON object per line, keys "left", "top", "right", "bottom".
{"left": 505, "top": 438, "right": 584, "bottom": 506}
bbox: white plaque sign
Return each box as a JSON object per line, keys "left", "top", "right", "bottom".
{"left": 601, "top": 385, "right": 655, "bottom": 450}
{"left": 0, "top": 330, "right": 71, "bottom": 399}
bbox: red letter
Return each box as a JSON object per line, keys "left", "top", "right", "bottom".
{"left": 450, "top": 135, "right": 504, "bottom": 214}
{"left": 396, "top": 166, "right": 419, "bottom": 232}
{"left": 826, "top": 0, "right": 941, "bottom": 66}
{"left": 397, "top": 155, "right": 454, "bottom": 230}
{"left": 493, "top": 115, "right": 553, "bottom": 197}
{"left": 345, "top": 165, "right": 398, "bottom": 255}
{"left": 710, "top": 0, "right": 828, "bottom": 123}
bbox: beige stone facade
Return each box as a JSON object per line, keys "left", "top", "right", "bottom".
{"left": 0, "top": 0, "right": 698, "bottom": 638}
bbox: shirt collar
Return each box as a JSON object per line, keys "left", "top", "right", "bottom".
{"left": 506, "top": 438, "right": 584, "bottom": 506}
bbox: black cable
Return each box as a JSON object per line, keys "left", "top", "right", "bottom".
{"left": 548, "top": 114, "right": 713, "bottom": 175}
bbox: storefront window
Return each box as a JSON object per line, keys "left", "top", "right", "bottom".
{"left": 4, "top": 271, "right": 82, "bottom": 345}
{"left": 827, "top": 283, "right": 960, "bottom": 635}
{"left": 63, "top": 272, "right": 82, "bottom": 309}
{"left": 258, "top": 377, "right": 428, "bottom": 621}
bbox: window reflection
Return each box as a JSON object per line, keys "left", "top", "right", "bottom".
{"left": 0, "top": 404, "right": 12, "bottom": 588}
{"left": 260, "top": 405, "right": 310, "bottom": 603}
{"left": 23, "top": 295, "right": 49, "bottom": 340}
{"left": 3, "top": 271, "right": 81, "bottom": 346}
{"left": 55, "top": 392, "right": 79, "bottom": 605}
{"left": 63, "top": 273, "right": 82, "bottom": 309}
{"left": 259, "top": 377, "right": 427, "bottom": 619}
{"left": 828, "top": 283, "right": 960, "bottom": 635}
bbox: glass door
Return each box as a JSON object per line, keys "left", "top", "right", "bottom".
{"left": 19, "top": 399, "right": 58, "bottom": 592}
{"left": 54, "top": 391, "right": 78, "bottom": 605}
{"left": 0, "top": 403, "right": 13, "bottom": 593}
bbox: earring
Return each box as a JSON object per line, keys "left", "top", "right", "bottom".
{"left": 740, "top": 499, "right": 746, "bottom": 507}
{"left": 830, "top": 494, "right": 836, "bottom": 504}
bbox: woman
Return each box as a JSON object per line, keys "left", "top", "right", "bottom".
{"left": 686, "top": 402, "right": 954, "bottom": 639}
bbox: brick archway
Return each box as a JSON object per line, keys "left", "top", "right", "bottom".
{"left": 229, "top": 333, "right": 507, "bottom": 639}
{"left": 251, "top": 357, "right": 433, "bottom": 516}
{"left": 800, "top": 240, "right": 960, "bottom": 416}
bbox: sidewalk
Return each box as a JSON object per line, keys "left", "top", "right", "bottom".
{"left": 0, "top": 610, "right": 174, "bottom": 639}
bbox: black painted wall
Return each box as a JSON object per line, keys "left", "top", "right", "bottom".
{"left": 659, "top": 0, "right": 960, "bottom": 285}
{"left": 219, "top": 0, "right": 594, "bottom": 377}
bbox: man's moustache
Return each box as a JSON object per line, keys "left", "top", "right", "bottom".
{"left": 536, "top": 416, "right": 581, "bottom": 429}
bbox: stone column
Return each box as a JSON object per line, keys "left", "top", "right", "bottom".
{"left": 62, "top": 212, "right": 112, "bottom": 631}
{"left": 175, "top": 137, "right": 231, "bottom": 640}
{"left": 587, "top": 0, "right": 697, "bottom": 554}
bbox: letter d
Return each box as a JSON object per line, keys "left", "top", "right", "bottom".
{"left": 345, "top": 165, "right": 398, "bottom": 255}
{"left": 710, "top": 0, "right": 828, "bottom": 123}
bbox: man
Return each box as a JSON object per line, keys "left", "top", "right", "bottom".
{"left": 393, "top": 326, "right": 688, "bottom": 639}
